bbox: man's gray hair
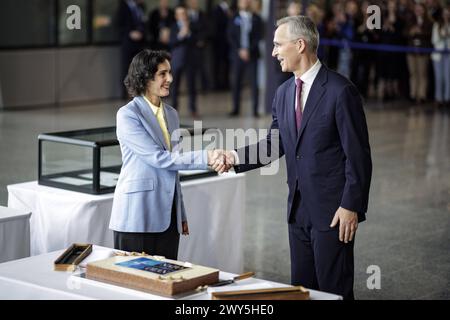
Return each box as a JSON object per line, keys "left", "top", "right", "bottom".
{"left": 276, "top": 15, "right": 319, "bottom": 54}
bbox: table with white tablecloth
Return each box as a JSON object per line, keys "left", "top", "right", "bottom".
{"left": 7, "top": 173, "right": 245, "bottom": 273}
{"left": 0, "top": 206, "right": 31, "bottom": 263}
{"left": 0, "top": 245, "right": 342, "bottom": 300}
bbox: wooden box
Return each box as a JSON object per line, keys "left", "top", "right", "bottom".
{"left": 54, "top": 243, "right": 92, "bottom": 272}
{"left": 86, "top": 255, "right": 219, "bottom": 296}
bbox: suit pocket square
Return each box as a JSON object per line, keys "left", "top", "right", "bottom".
{"left": 124, "top": 179, "right": 154, "bottom": 193}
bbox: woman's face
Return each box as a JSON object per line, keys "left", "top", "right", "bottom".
{"left": 147, "top": 60, "right": 172, "bottom": 98}
{"left": 444, "top": 7, "right": 450, "bottom": 20}
{"left": 415, "top": 4, "right": 425, "bottom": 17}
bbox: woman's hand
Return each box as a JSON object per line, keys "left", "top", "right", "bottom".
{"left": 182, "top": 221, "right": 189, "bottom": 235}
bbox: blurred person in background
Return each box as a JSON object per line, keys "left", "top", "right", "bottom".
{"left": 118, "top": 0, "right": 146, "bottom": 99}
{"left": 337, "top": 0, "right": 360, "bottom": 79}
{"left": 148, "top": 0, "right": 175, "bottom": 51}
{"left": 377, "top": 0, "right": 404, "bottom": 102}
{"left": 426, "top": 0, "right": 442, "bottom": 22}
{"left": 186, "top": 0, "right": 209, "bottom": 93}
{"left": 169, "top": 5, "right": 201, "bottom": 118}
{"left": 431, "top": 5, "right": 450, "bottom": 111}
{"left": 322, "top": 2, "right": 342, "bottom": 70}
{"left": 287, "top": 0, "right": 303, "bottom": 17}
{"left": 405, "top": 2, "right": 433, "bottom": 111}
{"left": 353, "top": 0, "right": 380, "bottom": 100}
{"left": 228, "top": 0, "right": 263, "bottom": 117}
{"left": 306, "top": 3, "right": 325, "bottom": 61}
{"left": 212, "top": 0, "right": 233, "bottom": 90}
{"left": 277, "top": 1, "right": 305, "bottom": 87}
{"left": 393, "top": 0, "right": 413, "bottom": 99}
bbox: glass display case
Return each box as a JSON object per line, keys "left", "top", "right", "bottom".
{"left": 38, "top": 126, "right": 219, "bottom": 194}
{"left": 38, "top": 127, "right": 121, "bottom": 194}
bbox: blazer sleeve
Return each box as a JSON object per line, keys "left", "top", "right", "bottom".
{"left": 227, "top": 17, "right": 240, "bottom": 52}
{"left": 335, "top": 84, "right": 372, "bottom": 214}
{"left": 117, "top": 108, "right": 208, "bottom": 171}
{"left": 234, "top": 89, "right": 285, "bottom": 172}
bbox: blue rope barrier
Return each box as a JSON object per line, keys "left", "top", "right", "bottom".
{"left": 320, "top": 38, "right": 450, "bottom": 54}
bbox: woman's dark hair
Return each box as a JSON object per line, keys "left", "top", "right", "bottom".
{"left": 124, "top": 49, "right": 171, "bottom": 97}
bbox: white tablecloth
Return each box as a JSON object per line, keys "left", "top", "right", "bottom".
{"left": 0, "top": 206, "right": 31, "bottom": 263}
{"left": 0, "top": 246, "right": 342, "bottom": 300}
{"left": 7, "top": 173, "right": 245, "bottom": 273}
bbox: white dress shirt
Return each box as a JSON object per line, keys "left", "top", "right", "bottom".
{"left": 295, "top": 59, "right": 322, "bottom": 112}
{"left": 239, "top": 10, "right": 252, "bottom": 49}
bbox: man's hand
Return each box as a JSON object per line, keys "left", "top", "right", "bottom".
{"left": 330, "top": 207, "right": 358, "bottom": 243}
{"left": 182, "top": 221, "right": 189, "bottom": 235}
{"left": 207, "top": 149, "right": 235, "bottom": 173}
{"left": 129, "top": 30, "right": 143, "bottom": 41}
{"left": 178, "top": 23, "right": 190, "bottom": 38}
{"left": 239, "top": 49, "right": 250, "bottom": 62}
{"left": 159, "top": 27, "right": 170, "bottom": 44}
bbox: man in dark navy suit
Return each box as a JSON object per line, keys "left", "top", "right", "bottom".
{"left": 213, "top": 15, "right": 372, "bottom": 299}
{"left": 212, "top": 0, "right": 232, "bottom": 90}
{"left": 118, "top": 0, "right": 146, "bottom": 99}
{"left": 227, "top": 0, "right": 263, "bottom": 117}
{"left": 169, "top": 5, "right": 201, "bottom": 118}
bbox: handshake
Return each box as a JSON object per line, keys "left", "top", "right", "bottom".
{"left": 207, "top": 149, "right": 236, "bottom": 174}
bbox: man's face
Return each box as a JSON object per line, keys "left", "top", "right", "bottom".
{"left": 147, "top": 60, "right": 172, "bottom": 98}
{"left": 272, "top": 24, "right": 301, "bottom": 73}
{"left": 160, "top": 0, "right": 169, "bottom": 9}
{"left": 187, "top": 0, "right": 199, "bottom": 10}
{"left": 238, "top": 0, "right": 251, "bottom": 11}
{"left": 287, "top": 2, "right": 302, "bottom": 16}
{"left": 175, "top": 7, "right": 188, "bottom": 21}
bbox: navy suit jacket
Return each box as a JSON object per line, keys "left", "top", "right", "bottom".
{"left": 227, "top": 13, "right": 263, "bottom": 60}
{"left": 117, "top": 0, "right": 145, "bottom": 45}
{"left": 235, "top": 64, "right": 372, "bottom": 230}
{"left": 169, "top": 20, "right": 202, "bottom": 71}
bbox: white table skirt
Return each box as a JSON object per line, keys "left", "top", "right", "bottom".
{"left": 0, "top": 206, "right": 31, "bottom": 263}
{"left": 7, "top": 173, "right": 245, "bottom": 273}
{"left": 0, "top": 246, "right": 342, "bottom": 300}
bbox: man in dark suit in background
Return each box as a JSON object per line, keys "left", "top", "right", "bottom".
{"left": 213, "top": 0, "right": 232, "bottom": 90}
{"left": 148, "top": 0, "right": 175, "bottom": 51}
{"left": 186, "top": 0, "right": 209, "bottom": 92}
{"left": 227, "top": 0, "right": 263, "bottom": 117}
{"left": 213, "top": 16, "right": 372, "bottom": 299}
{"left": 169, "top": 5, "right": 201, "bottom": 118}
{"left": 118, "top": 0, "right": 146, "bottom": 99}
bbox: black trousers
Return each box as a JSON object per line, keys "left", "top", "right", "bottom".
{"left": 171, "top": 64, "right": 198, "bottom": 113}
{"left": 113, "top": 202, "right": 180, "bottom": 260}
{"left": 231, "top": 57, "right": 259, "bottom": 115}
{"left": 288, "top": 189, "right": 355, "bottom": 300}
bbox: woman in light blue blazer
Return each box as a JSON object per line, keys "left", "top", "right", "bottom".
{"left": 109, "top": 50, "right": 218, "bottom": 259}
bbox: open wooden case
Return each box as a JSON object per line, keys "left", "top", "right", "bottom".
{"left": 54, "top": 243, "right": 93, "bottom": 272}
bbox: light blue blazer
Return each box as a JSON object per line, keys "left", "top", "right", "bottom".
{"left": 109, "top": 96, "right": 208, "bottom": 233}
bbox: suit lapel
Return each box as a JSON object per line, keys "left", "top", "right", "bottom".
{"left": 284, "top": 79, "right": 298, "bottom": 145}
{"left": 295, "top": 66, "right": 327, "bottom": 149}
{"left": 135, "top": 96, "right": 167, "bottom": 150}
{"left": 164, "top": 103, "right": 178, "bottom": 149}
